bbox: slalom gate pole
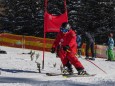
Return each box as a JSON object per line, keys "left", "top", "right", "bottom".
{"left": 67, "top": 50, "right": 107, "bottom": 74}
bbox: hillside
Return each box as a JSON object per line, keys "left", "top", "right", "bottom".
{"left": 0, "top": 46, "right": 115, "bottom": 86}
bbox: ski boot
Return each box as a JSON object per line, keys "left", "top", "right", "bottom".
{"left": 61, "top": 66, "right": 68, "bottom": 74}
{"left": 61, "top": 62, "right": 73, "bottom": 75}
{"left": 61, "top": 66, "right": 73, "bottom": 75}
{"left": 67, "top": 68, "right": 73, "bottom": 75}
{"left": 60, "top": 65, "right": 73, "bottom": 75}
{"left": 66, "top": 62, "right": 73, "bottom": 74}
{"left": 78, "top": 69, "right": 88, "bottom": 75}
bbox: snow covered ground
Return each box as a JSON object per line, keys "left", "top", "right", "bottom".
{"left": 0, "top": 46, "right": 115, "bottom": 86}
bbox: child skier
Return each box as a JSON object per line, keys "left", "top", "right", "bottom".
{"left": 51, "top": 22, "right": 88, "bottom": 75}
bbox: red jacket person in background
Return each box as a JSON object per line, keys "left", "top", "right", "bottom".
{"left": 51, "top": 22, "right": 87, "bottom": 75}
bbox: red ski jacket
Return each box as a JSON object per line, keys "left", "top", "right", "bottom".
{"left": 52, "top": 29, "right": 77, "bottom": 54}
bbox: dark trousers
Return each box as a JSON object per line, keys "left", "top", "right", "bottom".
{"left": 85, "top": 42, "right": 95, "bottom": 58}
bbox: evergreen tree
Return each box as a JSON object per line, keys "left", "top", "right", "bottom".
{"left": 0, "top": 0, "right": 115, "bottom": 44}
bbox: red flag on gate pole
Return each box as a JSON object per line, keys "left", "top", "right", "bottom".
{"left": 44, "top": 12, "right": 68, "bottom": 32}
{"left": 42, "top": 0, "right": 68, "bottom": 69}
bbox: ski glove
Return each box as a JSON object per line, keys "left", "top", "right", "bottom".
{"left": 63, "top": 45, "right": 70, "bottom": 51}
{"left": 51, "top": 48, "right": 55, "bottom": 53}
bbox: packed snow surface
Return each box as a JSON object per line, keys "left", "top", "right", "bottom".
{"left": 0, "top": 46, "right": 115, "bottom": 86}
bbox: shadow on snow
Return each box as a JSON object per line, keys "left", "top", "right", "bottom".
{"left": 0, "top": 68, "right": 37, "bottom": 73}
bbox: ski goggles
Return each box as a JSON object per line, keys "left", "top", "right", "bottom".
{"left": 60, "top": 28, "right": 68, "bottom": 33}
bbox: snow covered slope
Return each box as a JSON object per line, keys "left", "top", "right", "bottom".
{"left": 0, "top": 46, "right": 115, "bottom": 86}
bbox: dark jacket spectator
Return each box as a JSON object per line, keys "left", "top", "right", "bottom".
{"left": 81, "top": 31, "right": 95, "bottom": 60}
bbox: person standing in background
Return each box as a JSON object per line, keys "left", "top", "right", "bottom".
{"left": 77, "top": 33, "right": 82, "bottom": 58}
{"left": 81, "top": 31, "right": 95, "bottom": 60}
{"left": 75, "top": 30, "right": 82, "bottom": 58}
{"left": 106, "top": 33, "right": 115, "bottom": 61}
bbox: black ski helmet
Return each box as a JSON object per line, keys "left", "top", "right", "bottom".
{"left": 60, "top": 22, "right": 71, "bottom": 33}
{"left": 61, "top": 22, "right": 71, "bottom": 30}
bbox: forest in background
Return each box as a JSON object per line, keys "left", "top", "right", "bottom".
{"left": 0, "top": 0, "right": 115, "bottom": 44}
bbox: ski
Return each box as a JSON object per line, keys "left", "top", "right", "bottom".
{"left": 46, "top": 73, "right": 96, "bottom": 77}
{"left": 62, "top": 73, "right": 96, "bottom": 78}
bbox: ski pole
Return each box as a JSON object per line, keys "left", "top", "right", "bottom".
{"left": 66, "top": 49, "right": 107, "bottom": 74}
{"left": 86, "top": 59, "right": 107, "bottom": 74}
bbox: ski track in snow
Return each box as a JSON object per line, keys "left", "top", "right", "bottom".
{"left": 0, "top": 46, "right": 115, "bottom": 86}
